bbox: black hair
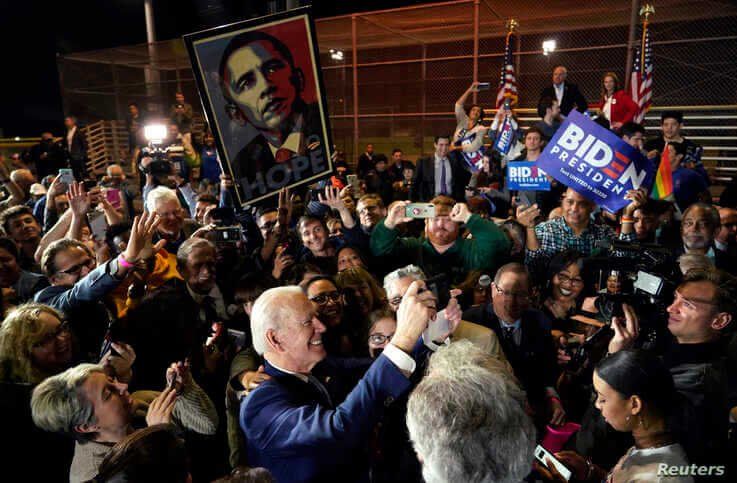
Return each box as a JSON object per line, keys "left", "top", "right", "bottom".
{"left": 620, "top": 122, "right": 645, "bottom": 139}
{"left": 391, "top": 148, "right": 402, "bottom": 156}
{"left": 537, "top": 96, "right": 557, "bottom": 118}
{"left": 302, "top": 275, "right": 338, "bottom": 293}
{"left": 660, "top": 110, "right": 684, "bottom": 124}
{"left": 0, "top": 206, "right": 35, "bottom": 234}
{"left": 596, "top": 349, "right": 676, "bottom": 419}
{"left": 105, "top": 223, "right": 133, "bottom": 256}
{"left": 196, "top": 193, "right": 218, "bottom": 205}
{"left": 467, "top": 104, "right": 485, "bottom": 121}
{"left": 434, "top": 135, "right": 451, "bottom": 144}
{"left": 669, "top": 141, "right": 687, "bottom": 157}
{"left": 218, "top": 31, "right": 297, "bottom": 97}
{"left": 593, "top": 116, "right": 611, "bottom": 130}
{"left": 255, "top": 206, "right": 277, "bottom": 219}
{"left": 0, "top": 237, "right": 19, "bottom": 260}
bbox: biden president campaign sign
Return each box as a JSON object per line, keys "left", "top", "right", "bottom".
{"left": 536, "top": 111, "right": 656, "bottom": 213}
{"left": 507, "top": 162, "right": 550, "bottom": 191}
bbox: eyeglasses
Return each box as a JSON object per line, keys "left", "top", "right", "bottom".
{"left": 557, "top": 274, "right": 584, "bottom": 286}
{"left": 58, "top": 258, "right": 95, "bottom": 276}
{"left": 309, "top": 291, "right": 342, "bottom": 305}
{"left": 368, "top": 333, "right": 393, "bottom": 345}
{"left": 493, "top": 284, "right": 529, "bottom": 301}
{"left": 34, "top": 321, "right": 70, "bottom": 348}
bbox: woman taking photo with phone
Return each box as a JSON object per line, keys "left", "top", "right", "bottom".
{"left": 538, "top": 349, "right": 693, "bottom": 482}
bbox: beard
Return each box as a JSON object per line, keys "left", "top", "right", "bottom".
{"left": 428, "top": 228, "right": 457, "bottom": 246}
{"left": 683, "top": 234, "right": 709, "bottom": 250}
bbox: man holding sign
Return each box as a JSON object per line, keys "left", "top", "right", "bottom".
{"left": 517, "top": 112, "right": 654, "bottom": 275}
{"left": 535, "top": 110, "right": 655, "bottom": 214}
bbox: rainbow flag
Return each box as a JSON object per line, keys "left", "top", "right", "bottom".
{"left": 651, "top": 143, "right": 673, "bottom": 200}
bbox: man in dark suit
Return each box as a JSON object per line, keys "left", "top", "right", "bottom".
{"left": 63, "top": 116, "right": 88, "bottom": 180}
{"left": 538, "top": 65, "right": 589, "bottom": 117}
{"left": 411, "top": 135, "right": 469, "bottom": 202}
{"left": 462, "top": 262, "right": 565, "bottom": 427}
{"left": 241, "top": 282, "right": 442, "bottom": 483}
{"left": 357, "top": 143, "right": 375, "bottom": 179}
{"left": 218, "top": 31, "right": 328, "bottom": 203}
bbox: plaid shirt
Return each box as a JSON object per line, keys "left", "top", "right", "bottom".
{"left": 525, "top": 216, "right": 635, "bottom": 272}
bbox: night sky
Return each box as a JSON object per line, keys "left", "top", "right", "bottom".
{"left": 0, "top": 0, "right": 426, "bottom": 137}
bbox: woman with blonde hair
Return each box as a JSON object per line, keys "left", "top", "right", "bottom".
{"left": 0, "top": 303, "right": 74, "bottom": 384}
{"left": 597, "top": 72, "right": 638, "bottom": 131}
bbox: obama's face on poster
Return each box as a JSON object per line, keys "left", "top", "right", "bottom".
{"left": 223, "top": 39, "right": 300, "bottom": 133}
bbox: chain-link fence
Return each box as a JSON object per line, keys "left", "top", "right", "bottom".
{"left": 57, "top": 0, "right": 737, "bottom": 167}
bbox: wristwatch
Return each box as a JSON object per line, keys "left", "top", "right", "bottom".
{"left": 107, "top": 257, "right": 125, "bottom": 281}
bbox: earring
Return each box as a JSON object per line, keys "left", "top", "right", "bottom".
{"left": 625, "top": 416, "right": 631, "bottom": 422}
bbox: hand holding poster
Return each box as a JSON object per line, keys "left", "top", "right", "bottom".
{"left": 185, "top": 7, "right": 333, "bottom": 206}
{"left": 536, "top": 111, "right": 656, "bottom": 212}
{"left": 507, "top": 162, "right": 551, "bottom": 191}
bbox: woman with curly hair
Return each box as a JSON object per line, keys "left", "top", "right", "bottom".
{"left": 335, "top": 266, "right": 387, "bottom": 357}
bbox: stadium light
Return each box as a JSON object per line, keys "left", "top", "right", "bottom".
{"left": 144, "top": 124, "right": 167, "bottom": 145}
{"left": 542, "top": 40, "right": 557, "bottom": 56}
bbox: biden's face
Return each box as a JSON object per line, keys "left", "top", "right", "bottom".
{"left": 224, "top": 40, "right": 298, "bottom": 131}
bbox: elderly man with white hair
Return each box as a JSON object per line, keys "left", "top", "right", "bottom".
{"left": 384, "top": 264, "right": 507, "bottom": 362}
{"left": 241, "top": 282, "right": 457, "bottom": 483}
{"left": 145, "top": 186, "right": 199, "bottom": 254}
{"left": 407, "top": 340, "right": 536, "bottom": 483}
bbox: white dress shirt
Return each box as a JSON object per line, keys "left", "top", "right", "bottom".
{"left": 553, "top": 83, "right": 565, "bottom": 105}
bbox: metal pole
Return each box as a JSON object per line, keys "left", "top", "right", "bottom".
{"left": 472, "top": 0, "right": 480, "bottom": 104}
{"left": 624, "top": 0, "right": 641, "bottom": 91}
{"left": 144, "top": 0, "right": 156, "bottom": 43}
{"left": 144, "top": 0, "right": 161, "bottom": 116}
{"left": 352, "top": 15, "right": 359, "bottom": 165}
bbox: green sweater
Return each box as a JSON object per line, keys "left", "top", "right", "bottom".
{"left": 370, "top": 214, "right": 510, "bottom": 282}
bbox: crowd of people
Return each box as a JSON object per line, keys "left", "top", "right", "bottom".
{"left": 0, "top": 64, "right": 735, "bottom": 483}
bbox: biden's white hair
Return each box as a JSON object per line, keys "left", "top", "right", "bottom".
{"left": 250, "top": 285, "right": 305, "bottom": 355}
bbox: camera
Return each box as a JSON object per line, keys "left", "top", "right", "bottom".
{"left": 589, "top": 240, "right": 679, "bottom": 350}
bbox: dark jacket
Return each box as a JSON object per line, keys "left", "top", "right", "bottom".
{"left": 463, "top": 304, "right": 556, "bottom": 403}
{"left": 231, "top": 101, "right": 326, "bottom": 203}
{"left": 34, "top": 260, "right": 121, "bottom": 361}
{"left": 538, "top": 82, "right": 589, "bottom": 116}
{"left": 410, "top": 155, "right": 469, "bottom": 202}
{"left": 241, "top": 355, "right": 414, "bottom": 483}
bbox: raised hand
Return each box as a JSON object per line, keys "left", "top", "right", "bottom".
{"left": 450, "top": 203, "right": 472, "bottom": 223}
{"left": 384, "top": 200, "right": 412, "bottom": 230}
{"left": 165, "top": 360, "right": 192, "bottom": 394}
{"left": 68, "top": 182, "right": 91, "bottom": 216}
{"left": 101, "top": 342, "right": 136, "bottom": 382}
{"left": 393, "top": 280, "right": 437, "bottom": 353}
{"left": 623, "top": 188, "right": 647, "bottom": 216}
{"left": 123, "top": 211, "right": 162, "bottom": 263}
{"left": 608, "top": 303, "right": 639, "bottom": 354}
{"left": 317, "top": 185, "right": 345, "bottom": 211}
{"left": 145, "top": 386, "right": 177, "bottom": 426}
{"left": 515, "top": 203, "right": 540, "bottom": 228}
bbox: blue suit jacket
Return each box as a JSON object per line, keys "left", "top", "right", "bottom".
{"left": 240, "top": 354, "right": 413, "bottom": 483}
{"left": 34, "top": 260, "right": 120, "bottom": 361}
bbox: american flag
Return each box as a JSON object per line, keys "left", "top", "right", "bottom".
{"left": 631, "top": 20, "right": 653, "bottom": 123}
{"left": 495, "top": 31, "right": 518, "bottom": 108}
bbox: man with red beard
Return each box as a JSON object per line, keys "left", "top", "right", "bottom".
{"left": 371, "top": 195, "right": 510, "bottom": 301}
